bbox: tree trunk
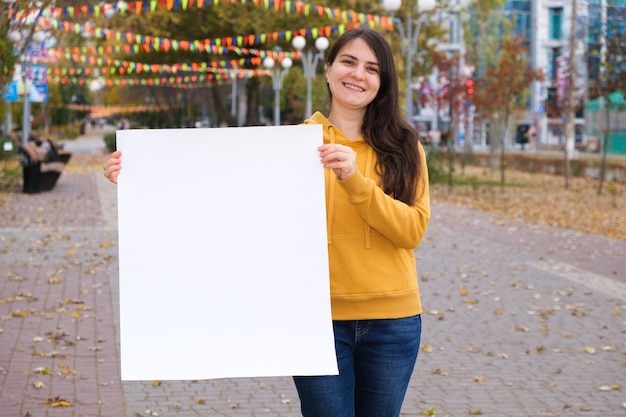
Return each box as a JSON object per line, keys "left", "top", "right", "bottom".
{"left": 564, "top": 0, "right": 578, "bottom": 189}
{"left": 500, "top": 116, "right": 510, "bottom": 185}
{"left": 244, "top": 77, "right": 262, "bottom": 126}
{"left": 597, "top": 102, "right": 610, "bottom": 195}
{"left": 488, "top": 116, "right": 503, "bottom": 172}
{"left": 211, "top": 84, "right": 237, "bottom": 127}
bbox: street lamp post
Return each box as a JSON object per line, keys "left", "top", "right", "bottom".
{"left": 263, "top": 55, "right": 293, "bottom": 126}
{"left": 382, "top": 0, "right": 436, "bottom": 125}
{"left": 291, "top": 36, "right": 329, "bottom": 118}
{"left": 21, "top": 29, "right": 46, "bottom": 145}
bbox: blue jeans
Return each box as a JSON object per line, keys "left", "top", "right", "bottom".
{"left": 293, "top": 315, "right": 422, "bottom": 417}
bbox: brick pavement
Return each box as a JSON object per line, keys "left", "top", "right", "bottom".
{"left": 1, "top": 133, "right": 625, "bottom": 417}
{"left": 0, "top": 135, "right": 124, "bottom": 417}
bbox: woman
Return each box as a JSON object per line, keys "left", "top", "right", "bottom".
{"left": 294, "top": 26, "right": 430, "bottom": 417}
{"left": 103, "top": 26, "right": 430, "bottom": 417}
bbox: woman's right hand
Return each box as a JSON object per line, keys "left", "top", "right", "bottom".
{"left": 103, "top": 150, "right": 122, "bottom": 184}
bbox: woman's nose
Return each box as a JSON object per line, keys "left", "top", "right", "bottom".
{"left": 351, "top": 66, "right": 365, "bottom": 79}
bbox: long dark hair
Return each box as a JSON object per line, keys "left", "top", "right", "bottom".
{"left": 326, "top": 26, "right": 425, "bottom": 206}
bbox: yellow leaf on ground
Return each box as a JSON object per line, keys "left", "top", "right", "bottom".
{"left": 44, "top": 397, "right": 74, "bottom": 407}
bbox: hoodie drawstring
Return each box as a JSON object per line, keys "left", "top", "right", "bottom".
{"left": 326, "top": 125, "right": 336, "bottom": 245}
{"left": 363, "top": 146, "right": 373, "bottom": 249}
{"left": 325, "top": 123, "right": 373, "bottom": 249}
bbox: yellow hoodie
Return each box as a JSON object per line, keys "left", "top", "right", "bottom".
{"left": 305, "top": 112, "right": 431, "bottom": 320}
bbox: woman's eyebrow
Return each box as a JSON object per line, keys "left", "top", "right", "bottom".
{"left": 338, "top": 53, "right": 379, "bottom": 67}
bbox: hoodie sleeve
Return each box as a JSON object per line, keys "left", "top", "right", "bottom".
{"left": 336, "top": 145, "right": 431, "bottom": 249}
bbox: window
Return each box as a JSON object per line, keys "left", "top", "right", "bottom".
{"left": 548, "top": 47, "right": 562, "bottom": 80}
{"left": 549, "top": 7, "right": 563, "bottom": 40}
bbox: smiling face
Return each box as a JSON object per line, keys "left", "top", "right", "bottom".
{"left": 326, "top": 38, "right": 381, "bottom": 113}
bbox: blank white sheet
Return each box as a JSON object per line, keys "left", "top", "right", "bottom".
{"left": 116, "top": 125, "right": 337, "bottom": 381}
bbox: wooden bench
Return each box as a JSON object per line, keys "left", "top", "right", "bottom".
{"left": 18, "top": 141, "right": 69, "bottom": 193}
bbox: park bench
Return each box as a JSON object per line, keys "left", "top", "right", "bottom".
{"left": 18, "top": 139, "right": 71, "bottom": 193}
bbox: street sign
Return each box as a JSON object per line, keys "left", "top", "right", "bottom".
{"left": 2, "top": 64, "right": 48, "bottom": 103}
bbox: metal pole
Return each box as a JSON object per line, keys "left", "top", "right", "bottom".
{"left": 302, "top": 50, "right": 315, "bottom": 118}
{"left": 305, "top": 75, "right": 313, "bottom": 118}
{"left": 273, "top": 72, "right": 280, "bottom": 126}
{"left": 394, "top": 12, "right": 425, "bottom": 125}
{"left": 265, "top": 55, "right": 291, "bottom": 126}
{"left": 301, "top": 50, "right": 324, "bottom": 118}
{"left": 21, "top": 65, "right": 29, "bottom": 145}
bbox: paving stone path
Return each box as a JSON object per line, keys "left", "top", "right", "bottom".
{"left": 1, "top": 133, "right": 624, "bottom": 417}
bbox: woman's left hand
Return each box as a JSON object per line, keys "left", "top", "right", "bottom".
{"left": 318, "top": 144, "right": 357, "bottom": 181}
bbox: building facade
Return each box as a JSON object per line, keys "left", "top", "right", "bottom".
{"left": 506, "top": 0, "right": 625, "bottom": 151}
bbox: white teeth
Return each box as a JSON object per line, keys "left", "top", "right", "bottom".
{"left": 344, "top": 83, "right": 364, "bottom": 92}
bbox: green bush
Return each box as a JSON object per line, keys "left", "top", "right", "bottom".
{"left": 424, "top": 145, "right": 447, "bottom": 184}
{"left": 104, "top": 132, "right": 117, "bottom": 153}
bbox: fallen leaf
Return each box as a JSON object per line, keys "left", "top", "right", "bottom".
{"left": 33, "top": 367, "right": 51, "bottom": 375}
{"left": 44, "top": 397, "right": 74, "bottom": 407}
{"left": 12, "top": 310, "right": 29, "bottom": 318}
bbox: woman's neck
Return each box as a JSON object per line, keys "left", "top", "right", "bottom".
{"left": 327, "top": 108, "right": 364, "bottom": 140}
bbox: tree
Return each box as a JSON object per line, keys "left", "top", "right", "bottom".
{"left": 430, "top": 50, "right": 467, "bottom": 187}
{"left": 461, "top": 0, "right": 509, "bottom": 175}
{"left": 589, "top": 4, "right": 626, "bottom": 195}
{"left": 85, "top": 1, "right": 342, "bottom": 127}
{"left": 562, "top": 0, "right": 586, "bottom": 190}
{"left": 1, "top": 0, "right": 56, "bottom": 136}
{"left": 471, "top": 35, "right": 544, "bottom": 184}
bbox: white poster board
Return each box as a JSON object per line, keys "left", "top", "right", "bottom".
{"left": 116, "top": 125, "right": 337, "bottom": 381}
